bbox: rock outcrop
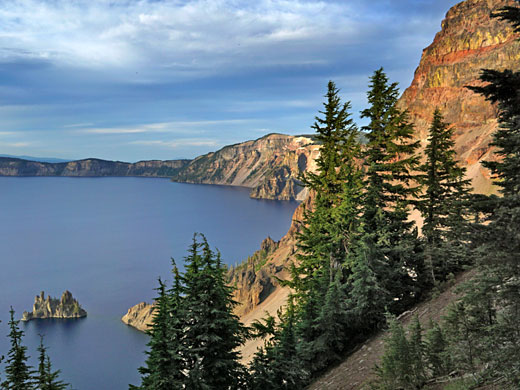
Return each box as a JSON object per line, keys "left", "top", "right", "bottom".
{"left": 399, "top": 0, "right": 520, "bottom": 194}
{"left": 22, "top": 291, "right": 87, "bottom": 321}
{"left": 171, "top": 134, "right": 320, "bottom": 201}
{"left": 121, "top": 302, "right": 156, "bottom": 332}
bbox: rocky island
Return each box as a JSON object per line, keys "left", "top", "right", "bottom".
{"left": 22, "top": 291, "right": 87, "bottom": 321}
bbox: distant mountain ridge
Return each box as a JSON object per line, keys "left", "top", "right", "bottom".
{"left": 0, "top": 157, "right": 191, "bottom": 178}
{"left": 0, "top": 154, "right": 71, "bottom": 163}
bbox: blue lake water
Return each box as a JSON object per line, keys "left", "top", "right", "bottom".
{"left": 0, "top": 177, "right": 299, "bottom": 389}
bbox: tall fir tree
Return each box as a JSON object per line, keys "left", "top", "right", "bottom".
{"left": 417, "top": 109, "right": 472, "bottom": 285}
{"left": 35, "top": 336, "right": 69, "bottom": 390}
{"left": 2, "top": 308, "right": 34, "bottom": 390}
{"left": 182, "top": 235, "right": 247, "bottom": 389}
{"left": 249, "top": 300, "right": 309, "bottom": 390}
{"left": 131, "top": 276, "right": 184, "bottom": 390}
{"left": 466, "top": 2, "right": 520, "bottom": 385}
{"left": 291, "top": 80, "right": 363, "bottom": 294}
{"left": 284, "top": 81, "right": 363, "bottom": 377}
{"left": 360, "top": 68, "right": 420, "bottom": 314}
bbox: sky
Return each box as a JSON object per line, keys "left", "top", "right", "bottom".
{"left": 0, "top": 0, "right": 461, "bottom": 162}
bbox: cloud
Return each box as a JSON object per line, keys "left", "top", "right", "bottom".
{"left": 130, "top": 139, "right": 220, "bottom": 149}
{"left": 0, "top": 141, "right": 31, "bottom": 147}
{"left": 0, "top": 0, "right": 360, "bottom": 78}
{"left": 75, "top": 119, "right": 256, "bottom": 135}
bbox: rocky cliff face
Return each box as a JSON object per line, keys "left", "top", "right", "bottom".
{"left": 171, "top": 134, "right": 320, "bottom": 201}
{"left": 0, "top": 157, "right": 190, "bottom": 178}
{"left": 121, "top": 302, "right": 156, "bottom": 332}
{"left": 399, "top": 0, "right": 520, "bottom": 194}
{"left": 22, "top": 291, "right": 87, "bottom": 321}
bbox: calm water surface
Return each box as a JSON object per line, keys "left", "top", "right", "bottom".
{"left": 0, "top": 177, "right": 298, "bottom": 389}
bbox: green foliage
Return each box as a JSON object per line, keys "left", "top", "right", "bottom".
{"left": 249, "top": 301, "right": 309, "bottom": 390}
{"left": 360, "top": 68, "right": 421, "bottom": 314}
{"left": 2, "top": 308, "right": 35, "bottom": 390}
{"left": 374, "top": 317, "right": 419, "bottom": 390}
{"left": 132, "top": 276, "right": 185, "bottom": 390}
{"left": 417, "top": 109, "right": 473, "bottom": 286}
{"left": 131, "top": 235, "right": 248, "bottom": 390}
{"left": 35, "top": 337, "right": 69, "bottom": 390}
{"left": 424, "top": 319, "right": 450, "bottom": 377}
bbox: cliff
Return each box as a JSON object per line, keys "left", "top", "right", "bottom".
{"left": 121, "top": 302, "right": 156, "bottom": 332}
{"left": 399, "top": 0, "right": 520, "bottom": 195}
{"left": 170, "top": 133, "right": 320, "bottom": 201}
{"left": 22, "top": 291, "right": 87, "bottom": 321}
{"left": 0, "top": 157, "right": 190, "bottom": 178}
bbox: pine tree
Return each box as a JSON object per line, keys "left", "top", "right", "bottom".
{"left": 291, "top": 80, "right": 363, "bottom": 294}
{"left": 374, "top": 317, "right": 413, "bottom": 390}
{"left": 35, "top": 336, "right": 69, "bottom": 390}
{"left": 182, "top": 235, "right": 247, "bottom": 389}
{"left": 408, "top": 316, "right": 426, "bottom": 387}
{"left": 424, "top": 319, "right": 450, "bottom": 377}
{"left": 249, "top": 300, "right": 309, "bottom": 390}
{"left": 2, "top": 308, "right": 35, "bottom": 390}
{"left": 360, "top": 68, "right": 421, "bottom": 313}
{"left": 311, "top": 270, "right": 350, "bottom": 373}
{"left": 417, "top": 109, "right": 472, "bottom": 285}
{"left": 346, "top": 239, "right": 390, "bottom": 334}
{"left": 465, "top": 2, "right": 520, "bottom": 385}
{"left": 131, "top": 276, "right": 184, "bottom": 390}
{"left": 283, "top": 81, "right": 363, "bottom": 379}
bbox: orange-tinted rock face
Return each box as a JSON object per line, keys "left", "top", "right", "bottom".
{"left": 399, "top": 0, "right": 520, "bottom": 194}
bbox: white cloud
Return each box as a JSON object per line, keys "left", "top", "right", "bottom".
{"left": 0, "top": 0, "right": 357, "bottom": 77}
{"left": 75, "top": 119, "right": 255, "bottom": 135}
{"left": 130, "top": 139, "right": 220, "bottom": 149}
{"left": 0, "top": 141, "right": 31, "bottom": 147}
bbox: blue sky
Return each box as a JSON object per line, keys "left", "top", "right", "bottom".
{"left": 0, "top": 0, "right": 460, "bottom": 162}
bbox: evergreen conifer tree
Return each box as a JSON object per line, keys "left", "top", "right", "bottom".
{"left": 291, "top": 80, "right": 362, "bottom": 294}
{"left": 374, "top": 318, "right": 413, "bottom": 390}
{"left": 283, "top": 81, "right": 363, "bottom": 378}
{"left": 35, "top": 336, "right": 69, "bottom": 390}
{"left": 249, "top": 300, "right": 308, "bottom": 390}
{"left": 424, "top": 319, "right": 450, "bottom": 377}
{"left": 131, "top": 277, "right": 184, "bottom": 390}
{"left": 360, "top": 68, "right": 420, "bottom": 313}
{"left": 183, "top": 235, "right": 247, "bottom": 389}
{"left": 346, "top": 240, "right": 390, "bottom": 334}
{"left": 466, "top": 2, "right": 520, "bottom": 384}
{"left": 2, "top": 308, "right": 35, "bottom": 390}
{"left": 408, "top": 316, "right": 426, "bottom": 387}
{"left": 417, "top": 109, "right": 472, "bottom": 285}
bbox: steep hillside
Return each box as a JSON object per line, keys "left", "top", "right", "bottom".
{"left": 308, "top": 271, "right": 476, "bottom": 390}
{"left": 170, "top": 133, "right": 320, "bottom": 201}
{"left": 0, "top": 157, "right": 190, "bottom": 178}
{"left": 121, "top": 0, "right": 519, "bottom": 366}
{"left": 399, "top": 0, "right": 520, "bottom": 194}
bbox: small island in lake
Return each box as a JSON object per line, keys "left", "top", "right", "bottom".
{"left": 22, "top": 290, "right": 87, "bottom": 321}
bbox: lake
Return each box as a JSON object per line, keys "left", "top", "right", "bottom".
{"left": 0, "top": 177, "right": 299, "bottom": 389}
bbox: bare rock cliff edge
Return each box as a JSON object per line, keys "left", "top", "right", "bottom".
{"left": 399, "top": 0, "right": 520, "bottom": 194}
